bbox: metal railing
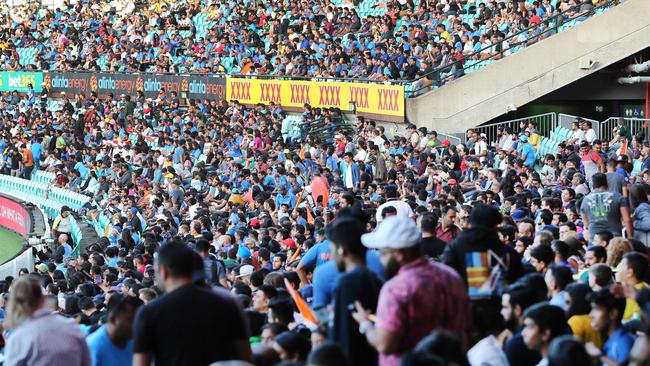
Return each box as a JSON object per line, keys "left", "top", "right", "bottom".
{"left": 406, "top": 0, "right": 618, "bottom": 97}
{"left": 558, "top": 113, "right": 600, "bottom": 139}
{"left": 438, "top": 132, "right": 464, "bottom": 146}
{"left": 599, "top": 117, "right": 650, "bottom": 142}
{"left": 470, "top": 113, "right": 557, "bottom": 146}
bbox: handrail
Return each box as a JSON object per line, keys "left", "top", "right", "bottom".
{"left": 406, "top": 0, "right": 618, "bottom": 96}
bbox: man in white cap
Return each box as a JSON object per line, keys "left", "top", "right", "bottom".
{"left": 351, "top": 216, "right": 469, "bottom": 366}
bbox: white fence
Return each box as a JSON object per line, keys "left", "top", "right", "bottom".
{"left": 558, "top": 113, "right": 601, "bottom": 139}
{"left": 599, "top": 117, "right": 650, "bottom": 142}
{"left": 471, "top": 113, "right": 557, "bottom": 146}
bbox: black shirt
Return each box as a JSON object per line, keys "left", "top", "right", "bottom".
{"left": 133, "top": 284, "right": 248, "bottom": 366}
{"left": 328, "top": 266, "right": 382, "bottom": 366}
{"left": 419, "top": 236, "right": 447, "bottom": 259}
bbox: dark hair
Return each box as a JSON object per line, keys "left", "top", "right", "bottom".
{"left": 469, "top": 204, "right": 501, "bottom": 228}
{"left": 306, "top": 342, "right": 350, "bottom": 366}
{"left": 622, "top": 252, "right": 648, "bottom": 280}
{"left": 505, "top": 285, "right": 539, "bottom": 313}
{"left": 551, "top": 240, "right": 570, "bottom": 261}
{"left": 268, "top": 296, "right": 294, "bottom": 326}
{"left": 524, "top": 303, "right": 569, "bottom": 341}
{"left": 157, "top": 241, "right": 195, "bottom": 278}
{"left": 630, "top": 183, "right": 650, "bottom": 210}
{"left": 274, "top": 331, "right": 311, "bottom": 361}
{"left": 591, "top": 173, "right": 607, "bottom": 189}
{"left": 548, "top": 335, "right": 592, "bottom": 366}
{"left": 595, "top": 231, "right": 613, "bottom": 244}
{"left": 587, "top": 246, "right": 607, "bottom": 262}
{"left": 419, "top": 213, "right": 439, "bottom": 233}
{"left": 589, "top": 264, "right": 614, "bottom": 288}
{"left": 565, "top": 283, "right": 592, "bottom": 318}
{"left": 107, "top": 293, "right": 143, "bottom": 319}
{"left": 588, "top": 287, "right": 627, "bottom": 324}
{"left": 325, "top": 218, "right": 366, "bottom": 260}
{"left": 414, "top": 331, "right": 468, "bottom": 366}
{"left": 380, "top": 205, "right": 398, "bottom": 218}
{"left": 530, "top": 245, "right": 554, "bottom": 266}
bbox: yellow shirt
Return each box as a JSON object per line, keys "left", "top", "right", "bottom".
{"left": 440, "top": 30, "right": 452, "bottom": 43}
{"left": 568, "top": 314, "right": 603, "bottom": 348}
{"left": 623, "top": 282, "right": 649, "bottom": 321}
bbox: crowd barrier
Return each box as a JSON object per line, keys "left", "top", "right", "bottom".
{"left": 0, "top": 192, "right": 47, "bottom": 277}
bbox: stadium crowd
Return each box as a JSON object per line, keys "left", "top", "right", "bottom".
{"left": 0, "top": 0, "right": 609, "bottom": 82}
{"left": 0, "top": 80, "right": 647, "bottom": 366}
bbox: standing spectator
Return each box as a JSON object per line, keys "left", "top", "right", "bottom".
{"left": 629, "top": 184, "right": 650, "bottom": 247}
{"left": 327, "top": 217, "right": 382, "bottom": 366}
{"left": 579, "top": 141, "right": 605, "bottom": 186}
{"left": 21, "top": 143, "right": 34, "bottom": 179}
{"left": 132, "top": 241, "right": 252, "bottom": 365}
{"left": 580, "top": 173, "right": 632, "bottom": 242}
{"left": 87, "top": 294, "right": 143, "bottom": 366}
{"left": 417, "top": 213, "right": 447, "bottom": 259}
{"left": 436, "top": 205, "right": 460, "bottom": 243}
{"left": 51, "top": 206, "right": 74, "bottom": 246}
{"left": 4, "top": 275, "right": 91, "bottom": 366}
{"left": 352, "top": 216, "right": 469, "bottom": 366}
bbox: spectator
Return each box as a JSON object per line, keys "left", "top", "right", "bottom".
{"left": 87, "top": 294, "right": 143, "bottom": 366}
{"left": 586, "top": 287, "right": 636, "bottom": 365}
{"left": 132, "top": 241, "right": 252, "bottom": 365}
{"left": 580, "top": 173, "right": 632, "bottom": 242}
{"left": 326, "top": 217, "right": 382, "bottom": 365}
{"left": 4, "top": 275, "right": 91, "bottom": 366}
{"left": 521, "top": 303, "right": 570, "bottom": 365}
{"left": 352, "top": 216, "right": 469, "bottom": 366}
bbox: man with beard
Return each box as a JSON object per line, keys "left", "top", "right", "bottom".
{"left": 327, "top": 217, "right": 382, "bottom": 366}
{"left": 352, "top": 216, "right": 469, "bottom": 366}
{"left": 500, "top": 285, "right": 542, "bottom": 366}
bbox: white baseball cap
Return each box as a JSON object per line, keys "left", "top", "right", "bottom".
{"left": 236, "top": 265, "right": 254, "bottom": 278}
{"left": 361, "top": 216, "right": 421, "bottom": 249}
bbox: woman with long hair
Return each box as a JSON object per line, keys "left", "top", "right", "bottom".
{"left": 4, "top": 275, "right": 91, "bottom": 365}
{"left": 630, "top": 183, "right": 650, "bottom": 247}
{"left": 565, "top": 282, "right": 602, "bottom": 348}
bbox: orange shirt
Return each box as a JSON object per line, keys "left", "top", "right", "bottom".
{"left": 22, "top": 148, "right": 34, "bottom": 167}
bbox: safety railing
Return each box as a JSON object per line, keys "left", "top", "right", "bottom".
{"left": 406, "top": 0, "right": 619, "bottom": 97}
{"left": 599, "top": 117, "right": 650, "bottom": 142}
{"left": 558, "top": 113, "right": 601, "bottom": 139}
{"left": 469, "top": 113, "right": 557, "bottom": 146}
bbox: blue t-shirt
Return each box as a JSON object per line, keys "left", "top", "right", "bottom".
{"left": 300, "top": 241, "right": 331, "bottom": 268}
{"left": 521, "top": 143, "right": 536, "bottom": 167}
{"left": 603, "top": 328, "right": 635, "bottom": 364}
{"left": 86, "top": 325, "right": 134, "bottom": 366}
{"left": 311, "top": 250, "right": 384, "bottom": 309}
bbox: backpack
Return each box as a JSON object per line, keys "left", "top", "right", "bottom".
{"left": 465, "top": 249, "right": 509, "bottom": 299}
{"left": 205, "top": 254, "right": 226, "bottom": 285}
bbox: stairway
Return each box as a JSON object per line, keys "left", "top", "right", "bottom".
{"left": 406, "top": 0, "right": 650, "bottom": 133}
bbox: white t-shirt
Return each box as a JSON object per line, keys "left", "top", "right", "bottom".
{"left": 584, "top": 129, "right": 597, "bottom": 144}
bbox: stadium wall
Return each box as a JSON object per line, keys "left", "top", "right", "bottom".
{"left": 0, "top": 193, "right": 46, "bottom": 277}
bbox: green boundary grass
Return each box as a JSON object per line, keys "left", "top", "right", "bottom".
{"left": 0, "top": 227, "right": 25, "bottom": 264}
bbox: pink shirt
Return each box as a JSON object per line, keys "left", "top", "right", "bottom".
{"left": 375, "top": 259, "right": 469, "bottom": 366}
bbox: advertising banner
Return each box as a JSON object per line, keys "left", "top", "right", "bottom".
{"left": 0, "top": 196, "right": 29, "bottom": 238}
{"left": 226, "top": 78, "right": 405, "bottom": 122}
{"left": 44, "top": 72, "right": 226, "bottom": 101}
{"left": 0, "top": 72, "right": 43, "bottom": 93}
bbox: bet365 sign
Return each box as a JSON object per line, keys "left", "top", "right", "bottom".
{"left": 0, "top": 72, "right": 43, "bottom": 93}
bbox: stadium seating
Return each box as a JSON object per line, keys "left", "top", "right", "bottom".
{"left": 0, "top": 174, "right": 89, "bottom": 257}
